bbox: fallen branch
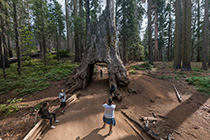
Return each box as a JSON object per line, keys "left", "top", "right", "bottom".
{"left": 173, "top": 84, "right": 182, "bottom": 103}
{"left": 124, "top": 118, "right": 146, "bottom": 140}
{"left": 141, "top": 116, "right": 159, "bottom": 122}
{"left": 121, "top": 110, "right": 160, "bottom": 140}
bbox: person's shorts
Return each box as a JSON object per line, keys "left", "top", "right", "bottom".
{"left": 60, "top": 102, "right": 66, "bottom": 108}
{"left": 103, "top": 116, "right": 116, "bottom": 126}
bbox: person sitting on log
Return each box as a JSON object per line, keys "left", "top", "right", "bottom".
{"left": 102, "top": 98, "right": 116, "bottom": 135}
{"left": 38, "top": 101, "right": 59, "bottom": 129}
{"left": 59, "top": 89, "right": 67, "bottom": 114}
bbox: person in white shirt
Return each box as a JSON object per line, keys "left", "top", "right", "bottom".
{"left": 102, "top": 98, "right": 116, "bottom": 135}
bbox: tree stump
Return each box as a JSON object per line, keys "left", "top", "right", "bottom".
{"left": 66, "top": 0, "right": 129, "bottom": 95}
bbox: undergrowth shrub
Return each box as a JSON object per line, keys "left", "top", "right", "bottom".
{"left": 157, "top": 75, "right": 173, "bottom": 80}
{"left": 0, "top": 60, "right": 77, "bottom": 96}
{"left": 186, "top": 76, "right": 210, "bottom": 94}
{"left": 129, "top": 69, "right": 136, "bottom": 74}
{"left": 130, "top": 62, "right": 153, "bottom": 71}
{"left": 58, "top": 50, "right": 70, "bottom": 58}
{"left": 0, "top": 98, "right": 23, "bottom": 116}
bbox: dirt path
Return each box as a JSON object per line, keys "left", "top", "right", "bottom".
{"left": 1, "top": 62, "right": 209, "bottom": 140}
{"left": 42, "top": 64, "right": 210, "bottom": 140}
{"left": 42, "top": 78, "right": 140, "bottom": 140}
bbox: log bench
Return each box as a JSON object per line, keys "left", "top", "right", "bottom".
{"left": 23, "top": 94, "right": 77, "bottom": 140}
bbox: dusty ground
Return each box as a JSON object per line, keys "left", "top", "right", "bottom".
{"left": 0, "top": 62, "right": 209, "bottom": 140}
{"left": 42, "top": 78, "right": 141, "bottom": 140}
{"left": 124, "top": 65, "right": 210, "bottom": 140}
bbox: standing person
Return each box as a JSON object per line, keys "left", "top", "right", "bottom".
{"left": 102, "top": 98, "right": 116, "bottom": 135}
{"left": 109, "top": 84, "right": 115, "bottom": 95}
{"left": 38, "top": 102, "right": 59, "bottom": 129}
{"left": 100, "top": 69, "right": 103, "bottom": 78}
{"left": 59, "top": 89, "right": 66, "bottom": 114}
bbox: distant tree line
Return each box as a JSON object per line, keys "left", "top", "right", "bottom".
{"left": 0, "top": 0, "right": 209, "bottom": 79}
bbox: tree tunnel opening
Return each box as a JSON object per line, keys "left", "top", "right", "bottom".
{"left": 86, "top": 62, "right": 109, "bottom": 86}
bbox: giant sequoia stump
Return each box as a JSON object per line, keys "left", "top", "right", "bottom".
{"left": 66, "top": 0, "right": 129, "bottom": 94}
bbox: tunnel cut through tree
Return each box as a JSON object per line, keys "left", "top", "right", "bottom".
{"left": 66, "top": 0, "right": 129, "bottom": 96}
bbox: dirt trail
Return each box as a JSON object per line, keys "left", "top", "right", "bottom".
{"left": 1, "top": 62, "right": 209, "bottom": 140}
{"left": 41, "top": 64, "right": 210, "bottom": 140}
{"left": 42, "top": 75, "right": 141, "bottom": 140}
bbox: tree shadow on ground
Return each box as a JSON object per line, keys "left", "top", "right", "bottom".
{"left": 152, "top": 92, "right": 209, "bottom": 137}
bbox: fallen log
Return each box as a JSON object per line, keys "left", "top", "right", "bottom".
{"left": 121, "top": 110, "right": 160, "bottom": 140}
{"left": 141, "top": 116, "right": 159, "bottom": 122}
{"left": 124, "top": 118, "right": 146, "bottom": 140}
{"left": 23, "top": 94, "right": 77, "bottom": 140}
{"left": 173, "top": 84, "right": 182, "bottom": 103}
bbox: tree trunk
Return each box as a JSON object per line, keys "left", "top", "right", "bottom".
{"left": 86, "top": 0, "right": 90, "bottom": 31}
{"left": 209, "top": 16, "right": 210, "bottom": 67}
{"left": 42, "top": 33, "right": 47, "bottom": 65}
{"left": 0, "top": 20, "right": 9, "bottom": 69}
{"left": 201, "top": 0, "right": 209, "bottom": 70}
{"left": 121, "top": 1, "right": 127, "bottom": 64}
{"left": 196, "top": 0, "right": 200, "bottom": 62}
{"left": 65, "top": 0, "right": 72, "bottom": 53}
{"left": 167, "top": 3, "right": 172, "bottom": 61}
{"left": 13, "top": 1, "right": 21, "bottom": 75}
{"left": 56, "top": 33, "right": 60, "bottom": 62}
{"left": 173, "top": 0, "right": 182, "bottom": 69}
{"left": 154, "top": 9, "right": 159, "bottom": 61}
{"left": 66, "top": 0, "right": 129, "bottom": 95}
{"left": 122, "top": 32, "right": 127, "bottom": 64}
{"left": 0, "top": 35, "right": 6, "bottom": 80}
{"left": 74, "top": 0, "right": 81, "bottom": 62}
{"left": 148, "top": 0, "right": 153, "bottom": 64}
{"left": 7, "top": 36, "right": 13, "bottom": 58}
{"left": 182, "top": 0, "right": 191, "bottom": 70}
{"left": 209, "top": 42, "right": 210, "bottom": 66}
{"left": 191, "top": 11, "right": 197, "bottom": 61}
{"left": 85, "top": 0, "right": 90, "bottom": 51}
{"left": 79, "top": 0, "right": 84, "bottom": 60}
{"left": 39, "top": 40, "right": 43, "bottom": 56}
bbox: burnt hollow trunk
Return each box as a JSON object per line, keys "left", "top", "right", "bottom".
{"left": 66, "top": 0, "right": 129, "bottom": 94}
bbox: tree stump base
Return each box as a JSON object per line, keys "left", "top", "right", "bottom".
{"left": 66, "top": 0, "right": 129, "bottom": 94}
